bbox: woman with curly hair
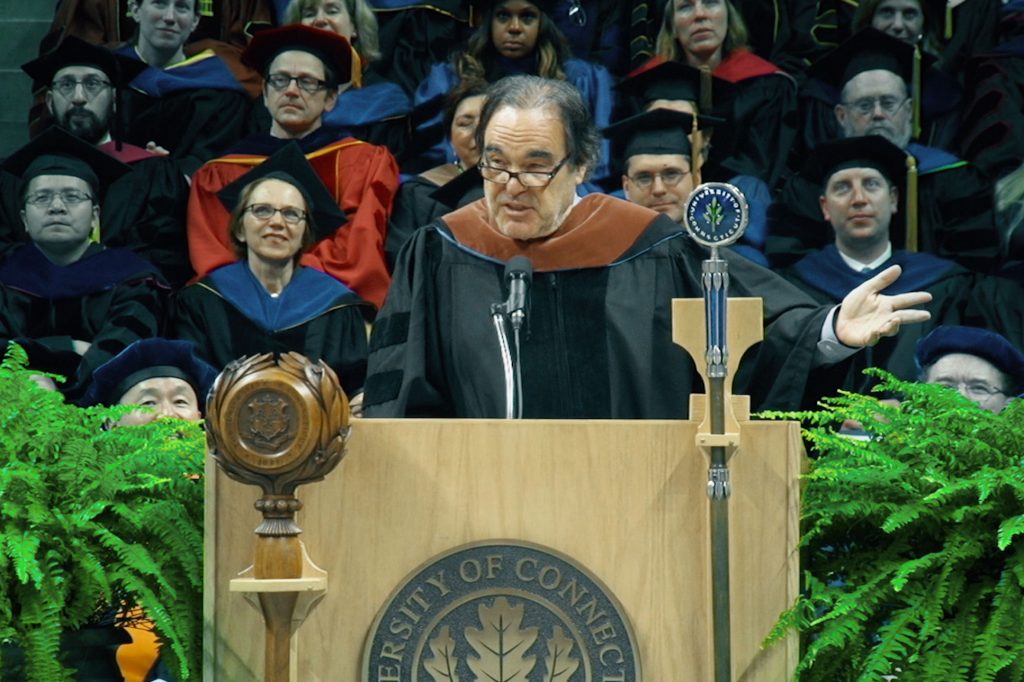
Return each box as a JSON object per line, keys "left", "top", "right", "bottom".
{"left": 411, "top": 0, "right": 614, "bottom": 183}
{"left": 652, "top": 0, "right": 797, "bottom": 188}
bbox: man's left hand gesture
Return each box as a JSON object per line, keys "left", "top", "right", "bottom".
{"left": 836, "top": 265, "right": 933, "bottom": 348}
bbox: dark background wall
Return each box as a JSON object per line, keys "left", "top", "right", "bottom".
{"left": 0, "top": 1, "right": 52, "bottom": 158}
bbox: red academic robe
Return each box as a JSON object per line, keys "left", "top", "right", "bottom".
{"left": 186, "top": 135, "right": 399, "bottom": 310}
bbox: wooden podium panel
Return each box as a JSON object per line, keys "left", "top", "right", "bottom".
{"left": 205, "top": 419, "right": 801, "bottom": 680}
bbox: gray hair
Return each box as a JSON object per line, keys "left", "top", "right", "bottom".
{"left": 475, "top": 75, "right": 600, "bottom": 176}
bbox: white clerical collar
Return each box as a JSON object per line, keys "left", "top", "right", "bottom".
{"left": 838, "top": 242, "right": 892, "bottom": 272}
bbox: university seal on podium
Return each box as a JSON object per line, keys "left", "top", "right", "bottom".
{"left": 684, "top": 182, "right": 748, "bottom": 248}
{"left": 362, "top": 541, "right": 641, "bottom": 682}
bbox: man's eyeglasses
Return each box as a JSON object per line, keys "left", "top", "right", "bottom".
{"left": 627, "top": 169, "right": 690, "bottom": 189}
{"left": 935, "top": 380, "right": 1006, "bottom": 401}
{"left": 25, "top": 189, "right": 94, "bottom": 207}
{"left": 842, "top": 96, "right": 910, "bottom": 116}
{"left": 265, "top": 73, "right": 329, "bottom": 94}
{"left": 246, "top": 203, "right": 307, "bottom": 224}
{"left": 51, "top": 77, "right": 111, "bottom": 98}
{"left": 478, "top": 156, "right": 570, "bottom": 188}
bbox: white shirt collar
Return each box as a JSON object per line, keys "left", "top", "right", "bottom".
{"left": 838, "top": 242, "right": 893, "bottom": 272}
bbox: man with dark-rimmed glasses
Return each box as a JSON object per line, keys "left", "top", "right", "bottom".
{"left": 363, "top": 74, "right": 936, "bottom": 419}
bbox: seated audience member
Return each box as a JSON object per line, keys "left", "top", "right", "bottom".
{"left": 33, "top": 0, "right": 275, "bottom": 110}
{"left": 79, "top": 336, "right": 216, "bottom": 682}
{"left": 915, "top": 325, "right": 1023, "bottom": 413}
{"left": 411, "top": 0, "right": 615, "bottom": 182}
{"left": 851, "top": 0, "right": 1000, "bottom": 76}
{"left": 187, "top": 24, "right": 399, "bottom": 310}
{"left": 780, "top": 135, "right": 1024, "bottom": 397}
{"left": 653, "top": 0, "right": 798, "bottom": 189}
{"left": 0, "top": 128, "right": 168, "bottom": 402}
{"left": 82, "top": 337, "right": 217, "bottom": 423}
{"left": 21, "top": 36, "right": 196, "bottom": 288}
{"left": 175, "top": 143, "right": 371, "bottom": 407}
{"left": 796, "top": 27, "right": 963, "bottom": 170}
{"left": 629, "top": 0, "right": 823, "bottom": 77}
{"left": 21, "top": 37, "right": 148, "bottom": 159}
{"left": 362, "top": 75, "right": 935, "bottom": 419}
{"left": 386, "top": 79, "right": 487, "bottom": 269}
{"left": 114, "top": 0, "right": 255, "bottom": 169}
{"left": 769, "top": 28, "right": 999, "bottom": 272}
{"left": 283, "top": 0, "right": 413, "bottom": 159}
{"left": 605, "top": 70, "right": 770, "bottom": 264}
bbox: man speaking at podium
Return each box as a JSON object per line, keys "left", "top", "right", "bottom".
{"left": 363, "top": 75, "right": 932, "bottom": 419}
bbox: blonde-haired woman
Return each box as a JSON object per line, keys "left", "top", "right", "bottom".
{"left": 651, "top": 0, "right": 796, "bottom": 188}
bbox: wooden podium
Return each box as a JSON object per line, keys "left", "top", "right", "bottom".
{"left": 204, "top": 416, "right": 803, "bottom": 680}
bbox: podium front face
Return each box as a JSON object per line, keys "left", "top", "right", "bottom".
{"left": 205, "top": 419, "right": 801, "bottom": 680}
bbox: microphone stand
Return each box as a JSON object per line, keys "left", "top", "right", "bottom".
{"left": 490, "top": 303, "right": 524, "bottom": 419}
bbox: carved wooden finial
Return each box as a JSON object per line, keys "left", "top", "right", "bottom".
{"left": 206, "top": 351, "right": 349, "bottom": 532}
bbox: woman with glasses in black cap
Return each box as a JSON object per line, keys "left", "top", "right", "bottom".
{"left": 173, "top": 143, "right": 371, "bottom": 410}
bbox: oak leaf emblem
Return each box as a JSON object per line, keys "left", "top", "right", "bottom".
{"left": 425, "top": 626, "right": 461, "bottom": 682}
{"left": 465, "top": 597, "right": 538, "bottom": 682}
{"left": 542, "top": 626, "right": 580, "bottom": 681}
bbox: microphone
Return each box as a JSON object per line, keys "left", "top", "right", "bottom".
{"left": 504, "top": 256, "right": 533, "bottom": 331}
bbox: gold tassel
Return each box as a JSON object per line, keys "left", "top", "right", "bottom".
{"left": 349, "top": 45, "right": 362, "bottom": 88}
{"left": 905, "top": 153, "right": 918, "bottom": 252}
{"left": 912, "top": 43, "right": 921, "bottom": 140}
{"left": 690, "top": 113, "right": 703, "bottom": 188}
{"left": 945, "top": 1, "right": 953, "bottom": 40}
{"left": 699, "top": 65, "right": 712, "bottom": 114}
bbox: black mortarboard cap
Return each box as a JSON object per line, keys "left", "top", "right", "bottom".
{"left": 2, "top": 126, "right": 131, "bottom": 199}
{"left": 242, "top": 24, "right": 353, "bottom": 86}
{"left": 216, "top": 141, "right": 347, "bottom": 241}
{"left": 79, "top": 338, "right": 219, "bottom": 409}
{"left": 809, "top": 27, "right": 920, "bottom": 89}
{"left": 602, "top": 108, "right": 720, "bottom": 159}
{"left": 21, "top": 36, "right": 148, "bottom": 90}
{"left": 915, "top": 325, "right": 1024, "bottom": 391}
{"left": 802, "top": 135, "right": 908, "bottom": 191}
{"left": 616, "top": 57, "right": 735, "bottom": 113}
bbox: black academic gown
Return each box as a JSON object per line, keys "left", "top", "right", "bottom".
{"left": 784, "top": 245, "right": 1024, "bottom": 397}
{"left": 172, "top": 262, "right": 372, "bottom": 397}
{"left": 114, "top": 46, "right": 256, "bottom": 171}
{"left": 99, "top": 146, "right": 195, "bottom": 289}
{"left": 385, "top": 165, "right": 484, "bottom": 271}
{"left": 0, "top": 243, "right": 168, "bottom": 400}
{"left": 364, "top": 194, "right": 834, "bottom": 419}
{"left": 0, "top": 170, "right": 26, "bottom": 260}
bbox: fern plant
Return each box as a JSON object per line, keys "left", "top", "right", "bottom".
{"left": 0, "top": 343, "right": 205, "bottom": 681}
{"left": 763, "top": 369, "right": 1024, "bottom": 681}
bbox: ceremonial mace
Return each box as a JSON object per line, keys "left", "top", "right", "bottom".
{"left": 677, "top": 183, "right": 760, "bottom": 682}
{"left": 206, "top": 352, "right": 350, "bottom": 682}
